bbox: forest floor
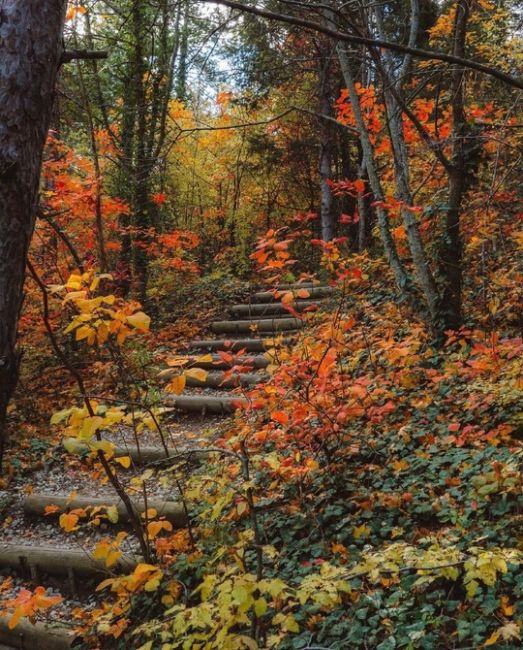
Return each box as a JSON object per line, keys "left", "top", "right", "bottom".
{"left": 1, "top": 267, "right": 522, "bottom": 649}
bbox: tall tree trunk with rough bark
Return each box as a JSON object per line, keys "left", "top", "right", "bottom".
{"left": 0, "top": 0, "right": 67, "bottom": 468}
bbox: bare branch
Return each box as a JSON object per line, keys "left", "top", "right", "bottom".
{"left": 203, "top": 0, "right": 523, "bottom": 90}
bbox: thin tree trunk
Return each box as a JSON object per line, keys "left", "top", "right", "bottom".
{"left": 374, "top": 2, "right": 441, "bottom": 325}
{"left": 317, "top": 38, "right": 335, "bottom": 241}
{"left": 336, "top": 42, "right": 411, "bottom": 292}
{"left": 439, "top": 0, "right": 471, "bottom": 330}
{"left": 0, "top": 0, "right": 67, "bottom": 468}
{"left": 131, "top": 0, "right": 151, "bottom": 303}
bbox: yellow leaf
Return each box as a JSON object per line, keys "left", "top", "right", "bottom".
{"left": 59, "top": 512, "right": 79, "bottom": 532}
{"left": 500, "top": 595, "right": 514, "bottom": 616}
{"left": 135, "top": 563, "right": 158, "bottom": 576}
{"left": 79, "top": 416, "right": 105, "bottom": 440}
{"left": 115, "top": 456, "right": 131, "bottom": 469}
{"left": 167, "top": 356, "right": 190, "bottom": 367}
{"left": 254, "top": 598, "right": 267, "bottom": 616}
{"left": 106, "top": 505, "right": 119, "bottom": 523}
{"left": 484, "top": 631, "right": 500, "bottom": 646}
{"left": 144, "top": 576, "right": 162, "bottom": 592}
{"left": 195, "top": 354, "right": 213, "bottom": 363}
{"left": 141, "top": 507, "right": 158, "bottom": 519}
{"left": 105, "top": 549, "right": 122, "bottom": 567}
{"left": 91, "top": 440, "right": 116, "bottom": 458}
{"left": 147, "top": 520, "right": 173, "bottom": 539}
{"left": 63, "top": 437, "right": 85, "bottom": 455}
{"left": 185, "top": 368, "right": 208, "bottom": 382}
{"left": 166, "top": 374, "right": 186, "bottom": 394}
{"left": 353, "top": 525, "right": 371, "bottom": 540}
{"left": 127, "top": 311, "right": 151, "bottom": 331}
{"left": 392, "top": 459, "right": 409, "bottom": 473}
{"left": 282, "top": 614, "right": 299, "bottom": 633}
{"left": 96, "top": 577, "right": 116, "bottom": 592}
{"left": 499, "top": 622, "right": 521, "bottom": 642}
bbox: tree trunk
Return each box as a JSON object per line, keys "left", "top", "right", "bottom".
{"left": 374, "top": 2, "right": 441, "bottom": 326}
{"left": 336, "top": 42, "right": 411, "bottom": 292}
{"left": 439, "top": 0, "right": 471, "bottom": 330}
{"left": 0, "top": 0, "right": 67, "bottom": 468}
{"left": 317, "top": 39, "right": 335, "bottom": 242}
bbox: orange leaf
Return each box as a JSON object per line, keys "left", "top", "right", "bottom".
{"left": 353, "top": 179, "right": 365, "bottom": 193}
{"left": 166, "top": 374, "right": 186, "bottom": 394}
{"left": 271, "top": 411, "right": 289, "bottom": 425}
{"left": 59, "top": 512, "right": 79, "bottom": 532}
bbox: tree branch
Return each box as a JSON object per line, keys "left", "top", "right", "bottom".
{"left": 203, "top": 0, "right": 523, "bottom": 90}
{"left": 61, "top": 49, "right": 109, "bottom": 64}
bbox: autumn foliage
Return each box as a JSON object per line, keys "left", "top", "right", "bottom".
{"left": 1, "top": 1, "right": 522, "bottom": 649}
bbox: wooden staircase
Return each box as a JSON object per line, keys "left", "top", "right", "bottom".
{"left": 0, "top": 282, "right": 333, "bottom": 648}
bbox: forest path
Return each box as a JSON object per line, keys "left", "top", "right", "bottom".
{"left": 0, "top": 282, "right": 332, "bottom": 649}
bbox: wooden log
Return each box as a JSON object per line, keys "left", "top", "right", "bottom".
{"left": 210, "top": 318, "right": 303, "bottom": 334}
{"left": 189, "top": 337, "right": 292, "bottom": 352}
{"left": 0, "top": 617, "right": 77, "bottom": 650}
{"left": 0, "top": 545, "right": 138, "bottom": 578}
{"left": 185, "top": 371, "right": 265, "bottom": 389}
{"left": 273, "top": 281, "right": 318, "bottom": 289}
{"left": 230, "top": 300, "right": 318, "bottom": 318}
{"left": 159, "top": 370, "right": 265, "bottom": 389}
{"left": 24, "top": 494, "right": 186, "bottom": 527}
{"left": 164, "top": 394, "right": 247, "bottom": 413}
{"left": 251, "top": 286, "right": 333, "bottom": 303}
{"left": 61, "top": 440, "right": 180, "bottom": 466}
{"left": 159, "top": 354, "right": 270, "bottom": 372}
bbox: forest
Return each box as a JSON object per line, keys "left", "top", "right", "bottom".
{"left": 0, "top": 0, "right": 522, "bottom": 648}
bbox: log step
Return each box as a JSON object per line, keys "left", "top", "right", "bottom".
{"left": 0, "top": 616, "right": 77, "bottom": 650}
{"left": 164, "top": 394, "right": 247, "bottom": 413}
{"left": 273, "top": 281, "right": 318, "bottom": 289}
{"left": 230, "top": 300, "right": 318, "bottom": 318}
{"left": 0, "top": 545, "right": 138, "bottom": 578}
{"left": 210, "top": 318, "right": 303, "bottom": 334}
{"left": 158, "top": 368, "right": 264, "bottom": 389}
{"left": 251, "top": 286, "right": 333, "bottom": 303}
{"left": 168, "top": 354, "right": 270, "bottom": 371}
{"left": 189, "top": 338, "right": 292, "bottom": 353}
{"left": 24, "top": 494, "right": 186, "bottom": 527}
{"left": 186, "top": 371, "right": 266, "bottom": 389}
{"left": 62, "top": 441, "right": 180, "bottom": 466}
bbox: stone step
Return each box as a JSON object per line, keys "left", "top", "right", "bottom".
{"left": 189, "top": 338, "right": 292, "bottom": 353}
{"left": 164, "top": 394, "right": 247, "bottom": 413}
{"left": 251, "top": 286, "right": 333, "bottom": 303}
{"left": 0, "top": 545, "right": 138, "bottom": 579}
{"left": 0, "top": 616, "right": 77, "bottom": 650}
{"left": 230, "top": 300, "right": 319, "bottom": 318}
{"left": 210, "top": 318, "right": 303, "bottom": 335}
{"left": 24, "top": 494, "right": 186, "bottom": 527}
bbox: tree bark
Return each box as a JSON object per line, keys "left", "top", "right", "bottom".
{"left": 0, "top": 0, "right": 67, "bottom": 468}
{"left": 439, "top": 0, "right": 471, "bottom": 330}
{"left": 317, "top": 38, "right": 335, "bottom": 241}
{"left": 336, "top": 42, "right": 411, "bottom": 292}
{"left": 374, "top": 2, "right": 442, "bottom": 327}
